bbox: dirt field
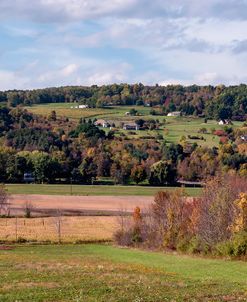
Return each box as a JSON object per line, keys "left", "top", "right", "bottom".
{"left": 0, "top": 216, "right": 117, "bottom": 242}
{"left": 9, "top": 194, "right": 154, "bottom": 216}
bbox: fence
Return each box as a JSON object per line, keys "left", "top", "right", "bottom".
{"left": 0, "top": 216, "right": 117, "bottom": 243}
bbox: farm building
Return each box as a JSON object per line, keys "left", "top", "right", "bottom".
{"left": 70, "top": 104, "right": 88, "bottom": 109}
{"left": 240, "top": 135, "right": 247, "bottom": 142}
{"left": 94, "top": 119, "right": 110, "bottom": 128}
{"left": 24, "top": 173, "right": 35, "bottom": 183}
{"left": 167, "top": 111, "right": 181, "bottom": 117}
{"left": 123, "top": 123, "right": 140, "bottom": 131}
{"left": 218, "top": 119, "right": 232, "bottom": 125}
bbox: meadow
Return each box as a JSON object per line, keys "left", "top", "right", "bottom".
{"left": 0, "top": 216, "right": 117, "bottom": 243}
{"left": 0, "top": 244, "right": 246, "bottom": 301}
{"left": 6, "top": 184, "right": 202, "bottom": 196}
{"left": 25, "top": 103, "right": 243, "bottom": 147}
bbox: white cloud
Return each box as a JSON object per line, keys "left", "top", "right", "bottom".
{"left": 1, "top": 0, "right": 247, "bottom": 88}
{"left": 0, "top": 70, "right": 30, "bottom": 90}
{"left": 1, "top": 0, "right": 247, "bottom": 23}
{"left": 60, "top": 64, "right": 79, "bottom": 76}
{"left": 85, "top": 62, "right": 131, "bottom": 85}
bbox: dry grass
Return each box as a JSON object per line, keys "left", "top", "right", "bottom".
{"left": 0, "top": 216, "right": 117, "bottom": 242}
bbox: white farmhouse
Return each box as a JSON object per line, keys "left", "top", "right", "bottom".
{"left": 78, "top": 105, "right": 89, "bottom": 109}
{"left": 167, "top": 111, "right": 181, "bottom": 117}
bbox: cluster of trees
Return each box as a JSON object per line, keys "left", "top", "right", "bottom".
{"left": 115, "top": 175, "right": 247, "bottom": 257}
{"left": 0, "top": 106, "right": 246, "bottom": 184}
{"left": 1, "top": 83, "right": 247, "bottom": 120}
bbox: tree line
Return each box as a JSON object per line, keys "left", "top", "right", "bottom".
{"left": 1, "top": 83, "right": 247, "bottom": 120}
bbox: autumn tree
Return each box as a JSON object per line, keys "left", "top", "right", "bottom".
{"left": 132, "top": 206, "right": 142, "bottom": 243}
{"left": 48, "top": 110, "right": 57, "bottom": 121}
{"left": 196, "top": 175, "right": 247, "bottom": 248}
{"left": 151, "top": 189, "right": 192, "bottom": 249}
{"left": 233, "top": 193, "right": 247, "bottom": 232}
{"left": 131, "top": 165, "right": 147, "bottom": 184}
{"left": 149, "top": 161, "right": 176, "bottom": 185}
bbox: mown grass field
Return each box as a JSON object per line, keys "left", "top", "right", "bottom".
{"left": 0, "top": 244, "right": 246, "bottom": 301}
{"left": 6, "top": 184, "right": 202, "bottom": 196}
{"left": 0, "top": 216, "right": 117, "bottom": 243}
{"left": 25, "top": 103, "right": 151, "bottom": 121}
{"left": 24, "top": 103, "right": 243, "bottom": 147}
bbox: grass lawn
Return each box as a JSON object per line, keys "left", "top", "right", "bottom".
{"left": 6, "top": 184, "right": 202, "bottom": 197}
{"left": 0, "top": 244, "right": 246, "bottom": 301}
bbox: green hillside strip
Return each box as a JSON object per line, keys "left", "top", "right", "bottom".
{"left": 0, "top": 244, "right": 246, "bottom": 301}
{"left": 6, "top": 184, "right": 202, "bottom": 196}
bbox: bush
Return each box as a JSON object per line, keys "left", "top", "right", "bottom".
{"left": 177, "top": 236, "right": 210, "bottom": 254}
{"left": 215, "top": 241, "right": 234, "bottom": 257}
{"left": 16, "top": 237, "right": 27, "bottom": 243}
{"left": 114, "top": 229, "right": 133, "bottom": 246}
{"left": 215, "top": 231, "right": 247, "bottom": 257}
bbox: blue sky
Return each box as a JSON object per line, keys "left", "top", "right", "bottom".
{"left": 0, "top": 0, "right": 247, "bottom": 90}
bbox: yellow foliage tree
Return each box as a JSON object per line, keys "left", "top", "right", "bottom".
{"left": 233, "top": 193, "right": 247, "bottom": 232}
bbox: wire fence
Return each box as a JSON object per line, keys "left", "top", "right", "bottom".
{"left": 0, "top": 216, "right": 117, "bottom": 243}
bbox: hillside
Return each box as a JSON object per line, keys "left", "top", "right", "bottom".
{"left": 0, "top": 244, "right": 246, "bottom": 301}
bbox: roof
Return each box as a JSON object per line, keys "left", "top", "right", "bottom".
{"left": 95, "top": 119, "right": 106, "bottom": 124}
{"left": 123, "top": 123, "right": 138, "bottom": 127}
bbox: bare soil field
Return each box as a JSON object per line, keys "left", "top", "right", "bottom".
{"left": 9, "top": 194, "right": 154, "bottom": 216}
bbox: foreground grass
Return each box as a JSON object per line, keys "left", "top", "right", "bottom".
{"left": 0, "top": 244, "right": 246, "bottom": 301}
{"left": 6, "top": 184, "right": 202, "bottom": 196}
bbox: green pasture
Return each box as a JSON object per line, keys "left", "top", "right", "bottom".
{"left": 24, "top": 103, "right": 243, "bottom": 147}
{"left": 24, "top": 103, "right": 152, "bottom": 121}
{"left": 0, "top": 244, "right": 246, "bottom": 301}
{"left": 6, "top": 184, "right": 202, "bottom": 196}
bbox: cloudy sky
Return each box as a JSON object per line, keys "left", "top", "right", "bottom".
{"left": 0, "top": 0, "right": 247, "bottom": 90}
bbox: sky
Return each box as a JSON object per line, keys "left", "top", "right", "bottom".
{"left": 0, "top": 0, "right": 247, "bottom": 90}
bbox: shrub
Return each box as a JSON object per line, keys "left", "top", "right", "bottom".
{"left": 114, "top": 229, "right": 133, "bottom": 246}
{"left": 219, "top": 136, "right": 229, "bottom": 144}
{"left": 231, "top": 231, "right": 247, "bottom": 256}
{"left": 17, "top": 237, "right": 27, "bottom": 243}
{"left": 214, "top": 130, "right": 226, "bottom": 137}
{"left": 177, "top": 237, "right": 204, "bottom": 254}
{"left": 215, "top": 232, "right": 247, "bottom": 257}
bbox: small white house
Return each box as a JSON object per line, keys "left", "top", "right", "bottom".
{"left": 78, "top": 105, "right": 89, "bottom": 109}
{"left": 167, "top": 111, "right": 181, "bottom": 117}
